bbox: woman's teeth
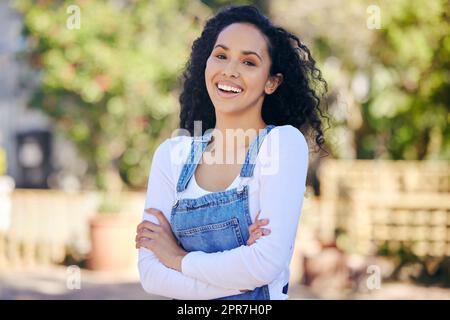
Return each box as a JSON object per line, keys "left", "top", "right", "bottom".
{"left": 217, "top": 83, "right": 242, "bottom": 93}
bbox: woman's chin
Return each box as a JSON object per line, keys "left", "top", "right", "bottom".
{"left": 213, "top": 104, "right": 245, "bottom": 114}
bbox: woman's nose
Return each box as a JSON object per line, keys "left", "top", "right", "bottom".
{"left": 222, "top": 61, "right": 240, "bottom": 78}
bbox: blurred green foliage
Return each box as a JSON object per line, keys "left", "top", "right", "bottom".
{"left": 362, "top": 0, "right": 449, "bottom": 160}
{"left": 273, "top": 0, "right": 448, "bottom": 160}
{"left": 312, "top": 0, "right": 449, "bottom": 160}
{"left": 0, "top": 147, "right": 6, "bottom": 176}
{"left": 14, "top": 0, "right": 209, "bottom": 189}
{"left": 97, "top": 191, "right": 122, "bottom": 215}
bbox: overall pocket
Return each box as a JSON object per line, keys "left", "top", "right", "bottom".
{"left": 175, "top": 217, "right": 244, "bottom": 253}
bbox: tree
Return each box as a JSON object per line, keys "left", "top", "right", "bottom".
{"left": 364, "top": 0, "right": 449, "bottom": 160}
{"left": 270, "top": 0, "right": 449, "bottom": 160}
{"left": 14, "top": 0, "right": 210, "bottom": 189}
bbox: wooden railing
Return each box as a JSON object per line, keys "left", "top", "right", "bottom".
{"left": 315, "top": 160, "right": 450, "bottom": 257}
{"left": 0, "top": 189, "right": 144, "bottom": 269}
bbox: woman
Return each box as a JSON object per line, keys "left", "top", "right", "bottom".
{"left": 135, "top": 5, "right": 327, "bottom": 300}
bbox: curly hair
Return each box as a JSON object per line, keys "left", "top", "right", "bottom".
{"left": 178, "top": 4, "right": 328, "bottom": 151}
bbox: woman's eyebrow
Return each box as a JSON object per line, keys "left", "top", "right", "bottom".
{"left": 214, "top": 44, "right": 263, "bottom": 62}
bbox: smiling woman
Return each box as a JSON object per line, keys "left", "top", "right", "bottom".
{"left": 205, "top": 23, "right": 283, "bottom": 115}
{"left": 136, "top": 4, "right": 328, "bottom": 300}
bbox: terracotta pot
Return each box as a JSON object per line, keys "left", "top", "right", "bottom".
{"left": 88, "top": 214, "right": 138, "bottom": 271}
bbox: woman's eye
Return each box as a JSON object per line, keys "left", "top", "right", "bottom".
{"left": 215, "top": 55, "right": 255, "bottom": 66}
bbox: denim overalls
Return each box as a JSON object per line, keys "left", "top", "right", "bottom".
{"left": 170, "top": 125, "right": 288, "bottom": 300}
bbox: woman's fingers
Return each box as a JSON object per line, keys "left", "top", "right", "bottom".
{"left": 145, "top": 208, "right": 170, "bottom": 229}
{"left": 246, "top": 227, "right": 271, "bottom": 245}
{"left": 137, "top": 220, "right": 163, "bottom": 233}
{"left": 255, "top": 210, "right": 269, "bottom": 227}
{"left": 248, "top": 223, "right": 257, "bottom": 234}
{"left": 247, "top": 233, "right": 259, "bottom": 246}
{"left": 258, "top": 219, "right": 270, "bottom": 227}
{"left": 136, "top": 229, "right": 156, "bottom": 242}
{"left": 253, "top": 228, "right": 270, "bottom": 237}
{"left": 135, "top": 229, "right": 157, "bottom": 248}
{"left": 248, "top": 217, "right": 270, "bottom": 233}
{"left": 136, "top": 238, "right": 153, "bottom": 250}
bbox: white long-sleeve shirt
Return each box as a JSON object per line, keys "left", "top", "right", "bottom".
{"left": 138, "top": 125, "right": 309, "bottom": 299}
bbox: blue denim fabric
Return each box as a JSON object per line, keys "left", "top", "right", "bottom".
{"left": 170, "top": 125, "right": 288, "bottom": 300}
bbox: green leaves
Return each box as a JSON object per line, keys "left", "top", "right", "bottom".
{"left": 366, "top": 0, "right": 450, "bottom": 160}
{"left": 15, "top": 0, "right": 207, "bottom": 188}
{"left": 0, "top": 148, "right": 6, "bottom": 176}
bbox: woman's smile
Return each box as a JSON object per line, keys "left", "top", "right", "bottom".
{"left": 215, "top": 81, "right": 244, "bottom": 99}
{"left": 205, "top": 23, "right": 274, "bottom": 113}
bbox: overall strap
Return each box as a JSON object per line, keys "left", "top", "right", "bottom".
{"left": 239, "top": 125, "right": 276, "bottom": 178}
{"left": 176, "top": 131, "right": 213, "bottom": 193}
{"left": 175, "top": 125, "right": 276, "bottom": 193}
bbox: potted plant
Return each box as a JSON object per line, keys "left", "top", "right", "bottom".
{"left": 88, "top": 183, "right": 138, "bottom": 272}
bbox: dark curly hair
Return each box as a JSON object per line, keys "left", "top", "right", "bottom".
{"left": 179, "top": 4, "right": 328, "bottom": 151}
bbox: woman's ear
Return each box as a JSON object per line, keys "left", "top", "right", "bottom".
{"left": 264, "top": 73, "right": 284, "bottom": 95}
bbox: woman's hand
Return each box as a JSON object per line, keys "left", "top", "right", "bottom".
{"left": 246, "top": 210, "right": 271, "bottom": 246}
{"left": 136, "top": 208, "right": 187, "bottom": 272}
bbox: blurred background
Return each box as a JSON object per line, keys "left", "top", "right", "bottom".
{"left": 0, "top": 0, "right": 449, "bottom": 299}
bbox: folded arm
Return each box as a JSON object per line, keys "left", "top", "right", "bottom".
{"left": 138, "top": 138, "right": 242, "bottom": 299}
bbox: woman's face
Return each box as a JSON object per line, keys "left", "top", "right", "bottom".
{"left": 205, "top": 23, "right": 282, "bottom": 115}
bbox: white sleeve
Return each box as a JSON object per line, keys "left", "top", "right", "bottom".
{"left": 138, "top": 138, "right": 242, "bottom": 299}
{"left": 181, "top": 126, "right": 308, "bottom": 290}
